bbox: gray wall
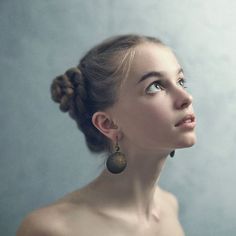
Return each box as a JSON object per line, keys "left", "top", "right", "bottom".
{"left": 1, "top": 0, "right": 236, "bottom": 235}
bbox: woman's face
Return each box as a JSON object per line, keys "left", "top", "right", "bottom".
{"left": 112, "top": 42, "right": 196, "bottom": 152}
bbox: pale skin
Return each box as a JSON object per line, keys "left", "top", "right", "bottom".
{"left": 17, "top": 42, "right": 196, "bottom": 236}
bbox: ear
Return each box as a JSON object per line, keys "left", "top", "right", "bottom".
{"left": 91, "top": 111, "right": 119, "bottom": 141}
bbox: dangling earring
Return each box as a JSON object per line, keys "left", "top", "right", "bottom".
{"left": 170, "top": 150, "right": 175, "bottom": 158}
{"left": 106, "top": 136, "right": 127, "bottom": 174}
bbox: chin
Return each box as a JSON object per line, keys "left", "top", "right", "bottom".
{"left": 177, "top": 134, "right": 197, "bottom": 148}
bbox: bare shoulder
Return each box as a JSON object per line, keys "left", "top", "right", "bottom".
{"left": 157, "top": 186, "right": 179, "bottom": 213}
{"left": 16, "top": 188, "right": 93, "bottom": 236}
{"left": 16, "top": 205, "right": 68, "bottom": 236}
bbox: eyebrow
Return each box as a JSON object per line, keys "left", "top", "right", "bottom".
{"left": 136, "top": 68, "right": 184, "bottom": 84}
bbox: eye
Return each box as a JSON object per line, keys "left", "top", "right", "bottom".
{"left": 146, "top": 80, "right": 164, "bottom": 94}
{"left": 146, "top": 78, "right": 188, "bottom": 94}
{"left": 178, "top": 78, "right": 188, "bottom": 88}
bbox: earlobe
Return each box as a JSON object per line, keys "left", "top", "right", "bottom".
{"left": 92, "top": 112, "right": 118, "bottom": 140}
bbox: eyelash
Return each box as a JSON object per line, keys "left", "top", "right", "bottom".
{"left": 146, "top": 78, "right": 188, "bottom": 93}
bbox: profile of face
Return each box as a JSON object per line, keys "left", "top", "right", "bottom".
{"left": 96, "top": 42, "right": 197, "bottom": 153}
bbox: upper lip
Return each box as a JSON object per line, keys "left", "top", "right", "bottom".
{"left": 175, "top": 113, "right": 196, "bottom": 126}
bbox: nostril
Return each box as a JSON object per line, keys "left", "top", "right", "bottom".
{"left": 181, "top": 100, "right": 190, "bottom": 109}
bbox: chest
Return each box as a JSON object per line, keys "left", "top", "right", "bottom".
{"left": 65, "top": 210, "right": 185, "bottom": 236}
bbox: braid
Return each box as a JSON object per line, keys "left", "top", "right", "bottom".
{"left": 64, "top": 67, "right": 90, "bottom": 122}
{"left": 51, "top": 67, "right": 88, "bottom": 120}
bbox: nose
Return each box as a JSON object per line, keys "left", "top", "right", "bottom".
{"left": 174, "top": 89, "right": 193, "bottom": 110}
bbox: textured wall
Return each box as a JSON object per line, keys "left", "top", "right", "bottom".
{"left": 1, "top": 0, "right": 236, "bottom": 235}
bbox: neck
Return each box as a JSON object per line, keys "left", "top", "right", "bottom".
{"left": 87, "top": 144, "right": 171, "bottom": 222}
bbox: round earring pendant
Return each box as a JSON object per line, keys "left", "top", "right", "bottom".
{"left": 106, "top": 151, "right": 127, "bottom": 174}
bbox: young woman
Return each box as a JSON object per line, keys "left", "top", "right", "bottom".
{"left": 17, "top": 34, "right": 196, "bottom": 236}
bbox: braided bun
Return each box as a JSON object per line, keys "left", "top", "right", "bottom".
{"left": 50, "top": 67, "right": 89, "bottom": 120}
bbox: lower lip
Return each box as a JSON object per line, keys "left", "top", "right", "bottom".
{"left": 175, "top": 121, "right": 196, "bottom": 129}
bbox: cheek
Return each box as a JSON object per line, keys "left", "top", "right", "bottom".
{"left": 118, "top": 99, "right": 173, "bottom": 142}
{"left": 139, "top": 105, "right": 172, "bottom": 134}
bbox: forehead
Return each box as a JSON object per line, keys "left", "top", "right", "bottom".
{"left": 128, "top": 43, "right": 181, "bottom": 84}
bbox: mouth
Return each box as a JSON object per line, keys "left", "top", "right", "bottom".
{"left": 175, "top": 114, "right": 196, "bottom": 127}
